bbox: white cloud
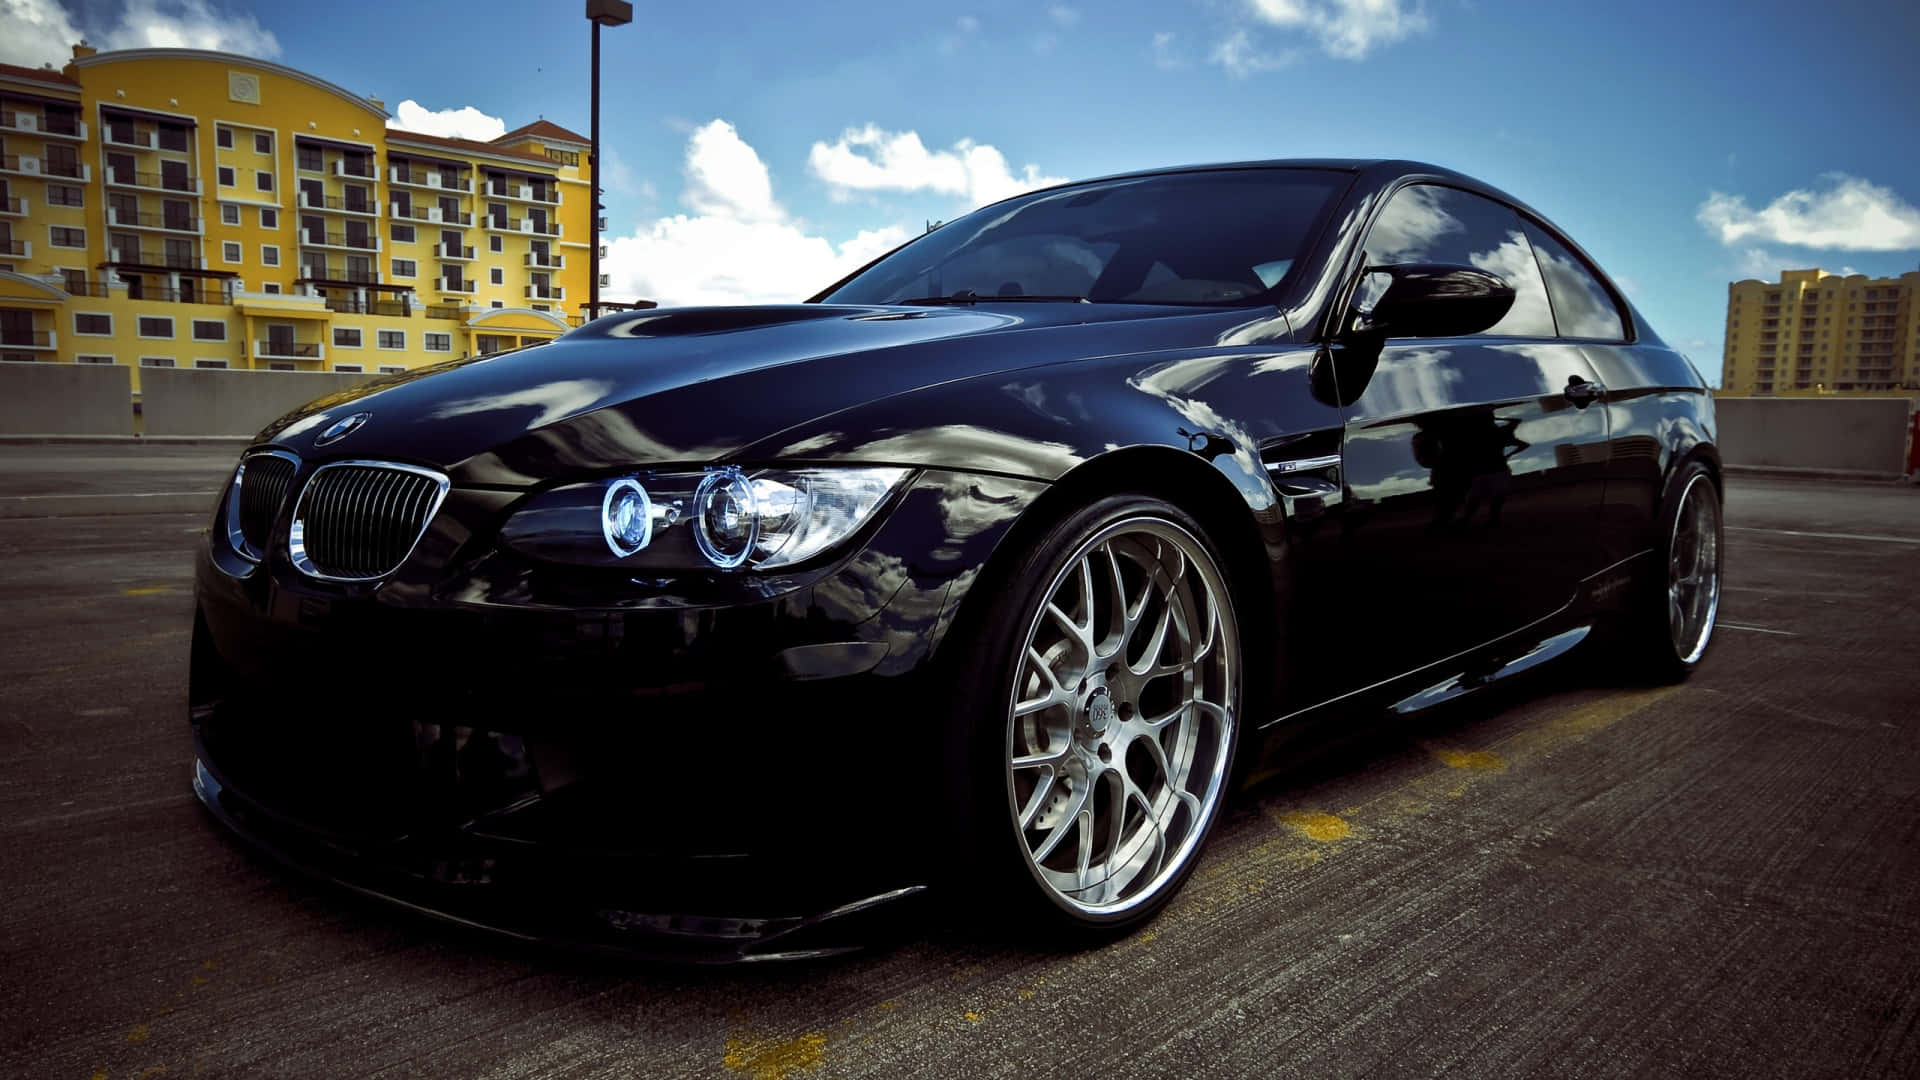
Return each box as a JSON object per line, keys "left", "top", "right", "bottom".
{"left": 1152, "top": 30, "right": 1189, "bottom": 69}
{"left": 601, "top": 119, "right": 912, "bottom": 307}
{"left": 0, "top": 0, "right": 279, "bottom": 67}
{"left": 1209, "top": 29, "right": 1298, "bottom": 78}
{"left": 388, "top": 100, "right": 506, "bottom": 142}
{"left": 1244, "top": 0, "right": 1430, "bottom": 61}
{"left": 1736, "top": 248, "right": 1781, "bottom": 281}
{"left": 957, "top": 14, "right": 980, "bottom": 32}
{"left": 1049, "top": 5, "right": 1080, "bottom": 26}
{"left": 1697, "top": 174, "right": 1920, "bottom": 251}
{"left": 97, "top": 0, "right": 280, "bottom": 57}
{"left": 808, "top": 125, "right": 1066, "bottom": 209}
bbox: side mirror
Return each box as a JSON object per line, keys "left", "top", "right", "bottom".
{"left": 1347, "top": 263, "right": 1515, "bottom": 340}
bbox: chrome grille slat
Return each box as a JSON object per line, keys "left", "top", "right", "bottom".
{"left": 235, "top": 453, "right": 296, "bottom": 557}
{"left": 289, "top": 461, "right": 449, "bottom": 582}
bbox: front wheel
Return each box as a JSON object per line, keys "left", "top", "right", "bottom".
{"left": 949, "top": 496, "right": 1243, "bottom": 935}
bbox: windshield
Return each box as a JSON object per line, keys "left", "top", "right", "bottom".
{"left": 817, "top": 168, "right": 1348, "bottom": 307}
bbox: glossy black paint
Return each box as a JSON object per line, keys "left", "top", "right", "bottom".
{"left": 191, "top": 159, "right": 1715, "bottom": 959}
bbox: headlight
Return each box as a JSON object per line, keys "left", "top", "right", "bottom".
{"left": 500, "top": 466, "right": 912, "bottom": 571}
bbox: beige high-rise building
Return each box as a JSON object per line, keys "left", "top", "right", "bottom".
{"left": 1720, "top": 268, "right": 1920, "bottom": 396}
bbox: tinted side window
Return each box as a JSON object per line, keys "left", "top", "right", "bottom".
{"left": 1362, "top": 184, "right": 1554, "bottom": 337}
{"left": 1523, "top": 223, "right": 1626, "bottom": 341}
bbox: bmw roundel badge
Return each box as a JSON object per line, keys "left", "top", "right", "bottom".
{"left": 315, "top": 411, "right": 372, "bottom": 447}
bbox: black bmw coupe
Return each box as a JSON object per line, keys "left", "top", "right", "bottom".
{"left": 190, "top": 159, "right": 1721, "bottom": 961}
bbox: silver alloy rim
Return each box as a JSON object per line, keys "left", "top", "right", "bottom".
{"left": 1668, "top": 473, "right": 1721, "bottom": 665}
{"left": 1005, "top": 516, "right": 1238, "bottom": 917}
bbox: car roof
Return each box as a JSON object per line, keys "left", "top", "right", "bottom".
{"left": 1025, "top": 157, "right": 1524, "bottom": 212}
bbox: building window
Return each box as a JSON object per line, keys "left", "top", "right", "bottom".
{"left": 192, "top": 319, "right": 227, "bottom": 342}
{"left": 46, "top": 185, "right": 83, "bottom": 207}
{"left": 333, "top": 327, "right": 363, "bottom": 348}
{"left": 260, "top": 245, "right": 279, "bottom": 266}
{"left": 60, "top": 269, "right": 87, "bottom": 294}
{"left": 424, "top": 332, "right": 451, "bottom": 352}
{"left": 532, "top": 304, "right": 549, "bottom": 312}
{"left": 194, "top": 359, "right": 228, "bottom": 369}
{"left": 333, "top": 363, "right": 363, "bottom": 373}
{"left": 49, "top": 226, "right": 85, "bottom": 248}
{"left": 269, "top": 361, "right": 295, "bottom": 371}
{"left": 391, "top": 258, "right": 416, "bottom": 278}
{"left": 254, "top": 132, "right": 272, "bottom": 154}
{"left": 390, "top": 224, "right": 416, "bottom": 244}
{"left": 378, "top": 364, "right": 405, "bottom": 374}
{"left": 377, "top": 330, "right": 405, "bottom": 350}
{"left": 222, "top": 241, "right": 242, "bottom": 263}
{"left": 216, "top": 126, "right": 234, "bottom": 149}
{"left": 76, "top": 355, "right": 113, "bottom": 365}
{"left": 262, "top": 282, "right": 281, "bottom": 295}
{"left": 489, "top": 267, "right": 504, "bottom": 285}
{"left": 158, "top": 124, "right": 189, "bottom": 152}
{"left": 256, "top": 170, "right": 274, "bottom": 192}
{"left": 490, "top": 300, "right": 504, "bottom": 309}
{"left": 138, "top": 316, "right": 174, "bottom": 339}
{"left": 75, "top": 313, "right": 112, "bottom": 335}
{"left": 297, "top": 146, "right": 323, "bottom": 172}
{"left": 221, "top": 204, "right": 241, "bottom": 226}
{"left": 140, "top": 356, "right": 176, "bottom": 367}
{"left": 488, "top": 235, "right": 503, "bottom": 253}
{"left": 260, "top": 207, "right": 278, "bottom": 229}
{"left": 544, "top": 147, "right": 579, "bottom": 167}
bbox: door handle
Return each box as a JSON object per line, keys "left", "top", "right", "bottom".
{"left": 1564, "top": 376, "right": 1604, "bottom": 408}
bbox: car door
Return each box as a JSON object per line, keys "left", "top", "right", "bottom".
{"left": 1334, "top": 183, "right": 1612, "bottom": 681}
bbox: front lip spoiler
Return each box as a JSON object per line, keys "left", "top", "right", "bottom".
{"left": 191, "top": 757, "right": 928, "bottom": 964}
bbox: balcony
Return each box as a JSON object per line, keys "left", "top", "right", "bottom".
{"left": 436, "top": 277, "right": 477, "bottom": 294}
{"left": 0, "top": 238, "right": 25, "bottom": 258}
{"left": 108, "top": 208, "right": 202, "bottom": 234}
{"left": 482, "top": 215, "right": 562, "bottom": 238}
{"left": 390, "top": 204, "right": 473, "bottom": 226}
{"left": 424, "top": 303, "right": 464, "bottom": 319}
{"left": 0, "top": 154, "right": 90, "bottom": 182}
{"left": 0, "top": 328, "right": 55, "bottom": 350}
{"left": 333, "top": 159, "right": 378, "bottom": 179}
{"left": 255, "top": 339, "right": 324, "bottom": 360}
{"left": 104, "top": 127, "right": 153, "bottom": 149}
{"left": 300, "top": 229, "right": 381, "bottom": 252}
{"left": 1, "top": 196, "right": 25, "bottom": 216}
{"left": 0, "top": 111, "right": 86, "bottom": 140}
{"left": 299, "top": 265, "right": 378, "bottom": 285}
{"left": 106, "top": 250, "right": 206, "bottom": 270}
{"left": 525, "top": 284, "right": 565, "bottom": 301}
{"left": 298, "top": 191, "right": 380, "bottom": 216}
{"left": 105, "top": 168, "right": 197, "bottom": 194}
{"left": 324, "top": 297, "right": 411, "bottom": 316}
{"left": 485, "top": 181, "right": 561, "bottom": 205}
{"left": 524, "top": 251, "right": 565, "bottom": 269}
{"left": 390, "top": 167, "right": 471, "bottom": 192}
{"left": 436, "top": 243, "right": 475, "bottom": 261}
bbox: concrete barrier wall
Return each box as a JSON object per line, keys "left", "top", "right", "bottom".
{"left": 1715, "top": 396, "right": 1913, "bottom": 474}
{"left": 141, "top": 368, "right": 380, "bottom": 437}
{"left": 0, "top": 361, "right": 134, "bottom": 435}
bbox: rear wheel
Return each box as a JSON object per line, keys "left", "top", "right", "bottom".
{"left": 1619, "top": 462, "right": 1722, "bottom": 682}
{"left": 949, "top": 496, "right": 1242, "bottom": 934}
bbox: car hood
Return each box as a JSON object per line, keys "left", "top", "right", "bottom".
{"left": 260, "top": 303, "right": 1286, "bottom": 485}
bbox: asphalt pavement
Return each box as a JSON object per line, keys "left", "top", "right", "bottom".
{"left": 1, "top": 445, "right": 1916, "bottom": 1079}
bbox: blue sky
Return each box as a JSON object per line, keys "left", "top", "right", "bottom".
{"left": 8, "top": 0, "right": 1920, "bottom": 382}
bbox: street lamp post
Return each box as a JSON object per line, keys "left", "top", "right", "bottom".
{"left": 585, "top": 0, "right": 632, "bottom": 322}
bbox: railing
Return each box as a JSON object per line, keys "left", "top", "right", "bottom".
{"left": 300, "top": 230, "right": 379, "bottom": 250}
{"left": 424, "top": 303, "right": 464, "bottom": 319}
{"left": 109, "top": 209, "right": 201, "bottom": 231}
{"left": 41, "top": 159, "right": 89, "bottom": 180}
{"left": 256, "top": 340, "right": 322, "bottom": 358}
{"left": 105, "top": 127, "right": 153, "bottom": 148}
{"left": 301, "top": 266, "right": 378, "bottom": 284}
{"left": 62, "top": 280, "right": 118, "bottom": 298}
{"left": 524, "top": 285, "right": 565, "bottom": 300}
{"left": 1, "top": 196, "right": 23, "bottom": 215}
{"left": 524, "top": 252, "right": 564, "bottom": 269}
{"left": 530, "top": 220, "right": 561, "bottom": 236}
{"left": 324, "top": 297, "right": 411, "bottom": 316}
{"left": 106, "top": 250, "right": 206, "bottom": 269}
{"left": 334, "top": 159, "right": 377, "bottom": 178}
{"left": 436, "top": 278, "right": 476, "bottom": 294}
{"left": 121, "top": 287, "right": 226, "bottom": 304}
{"left": 485, "top": 216, "right": 522, "bottom": 231}
{"left": 299, "top": 192, "right": 378, "bottom": 214}
{"left": 1, "top": 239, "right": 24, "bottom": 256}
{"left": 0, "top": 330, "right": 53, "bottom": 347}
{"left": 437, "top": 243, "right": 475, "bottom": 259}
{"left": 107, "top": 168, "right": 198, "bottom": 192}
{"left": 391, "top": 167, "right": 472, "bottom": 191}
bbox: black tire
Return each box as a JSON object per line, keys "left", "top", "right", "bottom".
{"left": 942, "top": 494, "right": 1244, "bottom": 938}
{"left": 1615, "top": 461, "right": 1723, "bottom": 683}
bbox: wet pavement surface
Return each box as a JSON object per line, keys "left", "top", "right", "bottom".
{"left": 2, "top": 446, "right": 1915, "bottom": 1078}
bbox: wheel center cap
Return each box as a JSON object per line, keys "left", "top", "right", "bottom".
{"left": 1086, "top": 689, "right": 1116, "bottom": 734}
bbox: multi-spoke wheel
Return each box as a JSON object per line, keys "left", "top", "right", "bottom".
{"left": 949, "top": 495, "right": 1242, "bottom": 932}
{"left": 1615, "top": 461, "right": 1721, "bottom": 682}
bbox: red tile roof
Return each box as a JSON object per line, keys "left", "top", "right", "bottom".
{"left": 494, "top": 119, "right": 587, "bottom": 146}
{"left": 0, "top": 61, "right": 80, "bottom": 87}
{"left": 385, "top": 127, "right": 555, "bottom": 166}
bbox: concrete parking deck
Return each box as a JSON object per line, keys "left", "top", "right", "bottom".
{"left": 1, "top": 445, "right": 1915, "bottom": 1078}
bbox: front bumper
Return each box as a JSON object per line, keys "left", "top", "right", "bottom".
{"left": 189, "top": 465, "right": 1045, "bottom": 961}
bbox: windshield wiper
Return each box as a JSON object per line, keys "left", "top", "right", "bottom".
{"left": 887, "top": 290, "right": 1091, "bottom": 306}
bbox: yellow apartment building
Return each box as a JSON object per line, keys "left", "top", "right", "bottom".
{"left": 0, "top": 44, "right": 616, "bottom": 392}
{"left": 1721, "top": 268, "right": 1920, "bottom": 396}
